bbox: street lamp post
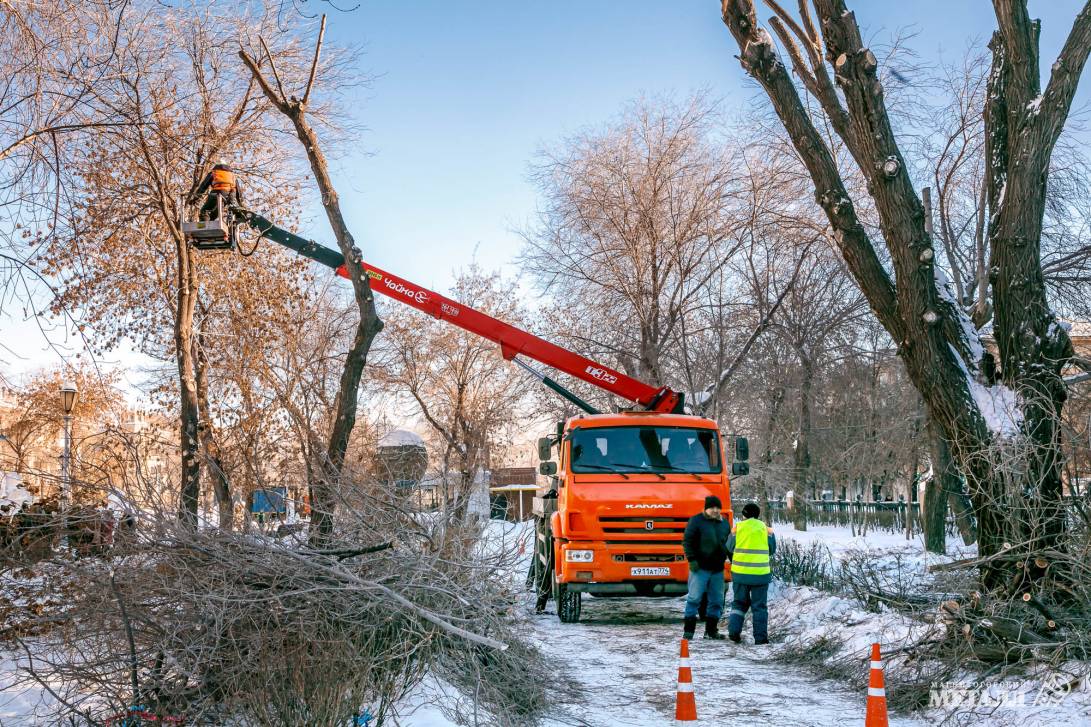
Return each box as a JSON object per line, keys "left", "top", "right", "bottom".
{"left": 60, "top": 382, "right": 78, "bottom": 508}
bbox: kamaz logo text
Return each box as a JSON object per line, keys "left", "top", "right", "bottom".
{"left": 624, "top": 503, "right": 673, "bottom": 509}
{"left": 585, "top": 366, "right": 618, "bottom": 385}
{"left": 384, "top": 278, "right": 428, "bottom": 304}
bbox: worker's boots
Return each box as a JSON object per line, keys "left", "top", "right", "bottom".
{"left": 682, "top": 616, "right": 697, "bottom": 640}
{"left": 704, "top": 616, "right": 726, "bottom": 640}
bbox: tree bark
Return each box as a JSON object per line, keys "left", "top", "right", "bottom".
{"left": 923, "top": 421, "right": 949, "bottom": 554}
{"left": 174, "top": 229, "right": 201, "bottom": 528}
{"left": 927, "top": 419, "right": 978, "bottom": 547}
{"left": 759, "top": 384, "right": 785, "bottom": 514}
{"left": 194, "top": 333, "right": 233, "bottom": 530}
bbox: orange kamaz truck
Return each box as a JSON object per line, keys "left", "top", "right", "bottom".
{"left": 184, "top": 187, "right": 749, "bottom": 624}
{"left": 530, "top": 412, "right": 746, "bottom": 622}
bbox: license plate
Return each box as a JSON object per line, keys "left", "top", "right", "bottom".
{"left": 630, "top": 566, "right": 670, "bottom": 576}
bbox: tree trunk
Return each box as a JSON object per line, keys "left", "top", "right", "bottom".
{"left": 923, "top": 422, "right": 949, "bottom": 554}
{"left": 293, "top": 110, "right": 383, "bottom": 545}
{"left": 948, "top": 480, "right": 977, "bottom": 547}
{"left": 792, "top": 352, "right": 813, "bottom": 531}
{"left": 194, "top": 335, "right": 233, "bottom": 530}
{"left": 973, "top": 25, "right": 1076, "bottom": 590}
{"left": 759, "top": 385, "right": 785, "bottom": 514}
{"left": 175, "top": 236, "right": 201, "bottom": 528}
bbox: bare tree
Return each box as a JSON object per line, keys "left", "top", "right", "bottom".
{"left": 522, "top": 94, "right": 745, "bottom": 391}
{"left": 35, "top": 5, "right": 310, "bottom": 528}
{"left": 372, "top": 268, "right": 534, "bottom": 526}
{"left": 769, "top": 243, "right": 868, "bottom": 529}
{"left": 240, "top": 16, "right": 384, "bottom": 544}
{"left": 720, "top": 0, "right": 1091, "bottom": 593}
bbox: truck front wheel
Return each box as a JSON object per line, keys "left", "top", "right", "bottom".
{"left": 556, "top": 581, "right": 582, "bottom": 623}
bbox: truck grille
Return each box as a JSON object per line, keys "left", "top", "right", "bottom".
{"left": 598, "top": 516, "right": 687, "bottom": 542}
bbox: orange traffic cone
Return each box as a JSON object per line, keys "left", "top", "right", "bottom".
{"left": 866, "top": 642, "right": 889, "bottom": 727}
{"left": 675, "top": 638, "right": 697, "bottom": 722}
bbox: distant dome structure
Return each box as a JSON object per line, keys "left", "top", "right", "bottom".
{"left": 376, "top": 429, "right": 428, "bottom": 486}
{"left": 378, "top": 430, "right": 425, "bottom": 449}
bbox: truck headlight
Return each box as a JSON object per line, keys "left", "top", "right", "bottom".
{"left": 565, "top": 549, "right": 594, "bottom": 562}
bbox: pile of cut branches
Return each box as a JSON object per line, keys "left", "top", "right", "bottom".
{"left": 9, "top": 480, "right": 559, "bottom": 726}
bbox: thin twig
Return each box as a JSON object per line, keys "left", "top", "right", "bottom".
{"left": 258, "top": 35, "right": 288, "bottom": 103}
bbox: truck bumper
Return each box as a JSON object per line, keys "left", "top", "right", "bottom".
{"left": 566, "top": 581, "right": 690, "bottom": 596}
{"left": 555, "top": 541, "right": 732, "bottom": 590}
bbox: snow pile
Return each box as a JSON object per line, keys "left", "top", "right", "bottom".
{"left": 0, "top": 648, "right": 62, "bottom": 725}
{"left": 772, "top": 581, "right": 933, "bottom": 660}
{"left": 0, "top": 473, "right": 34, "bottom": 514}
{"left": 934, "top": 263, "right": 986, "bottom": 365}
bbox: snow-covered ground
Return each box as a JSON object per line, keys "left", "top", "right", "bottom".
{"left": 402, "top": 521, "right": 934, "bottom": 726}
{"left": 3, "top": 522, "right": 1089, "bottom": 726}
{"left": 776, "top": 522, "right": 976, "bottom": 559}
{"left": 526, "top": 591, "right": 928, "bottom": 726}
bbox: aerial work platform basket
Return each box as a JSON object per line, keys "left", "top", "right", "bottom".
{"left": 181, "top": 194, "right": 234, "bottom": 251}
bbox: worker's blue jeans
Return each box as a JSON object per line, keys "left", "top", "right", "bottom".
{"left": 727, "top": 582, "right": 769, "bottom": 641}
{"left": 684, "top": 568, "right": 724, "bottom": 619}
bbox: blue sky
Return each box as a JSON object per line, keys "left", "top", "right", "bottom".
{"left": 4, "top": 1, "right": 1089, "bottom": 382}
{"left": 318, "top": 0, "right": 1090, "bottom": 289}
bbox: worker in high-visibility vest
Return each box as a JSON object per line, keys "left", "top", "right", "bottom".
{"left": 725, "top": 502, "right": 776, "bottom": 644}
{"left": 194, "top": 163, "right": 244, "bottom": 221}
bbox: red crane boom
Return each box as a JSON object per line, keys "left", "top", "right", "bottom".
{"left": 335, "top": 261, "right": 683, "bottom": 413}
{"left": 182, "top": 201, "right": 684, "bottom": 413}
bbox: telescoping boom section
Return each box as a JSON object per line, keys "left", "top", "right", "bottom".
{"left": 229, "top": 208, "right": 685, "bottom": 414}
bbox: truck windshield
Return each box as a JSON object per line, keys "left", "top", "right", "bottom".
{"left": 569, "top": 426, "right": 722, "bottom": 475}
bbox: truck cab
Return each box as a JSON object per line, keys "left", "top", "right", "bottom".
{"left": 531, "top": 411, "right": 747, "bottom": 622}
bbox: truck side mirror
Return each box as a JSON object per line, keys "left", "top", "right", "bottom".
{"left": 539, "top": 461, "right": 558, "bottom": 476}
{"left": 734, "top": 436, "right": 749, "bottom": 462}
{"left": 732, "top": 462, "right": 750, "bottom": 476}
{"left": 537, "top": 437, "right": 553, "bottom": 461}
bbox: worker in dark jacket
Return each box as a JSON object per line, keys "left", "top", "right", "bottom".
{"left": 682, "top": 495, "right": 732, "bottom": 640}
{"left": 725, "top": 502, "right": 776, "bottom": 644}
{"left": 194, "top": 163, "right": 244, "bottom": 220}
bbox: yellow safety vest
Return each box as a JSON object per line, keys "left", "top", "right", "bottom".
{"left": 730, "top": 518, "right": 771, "bottom": 577}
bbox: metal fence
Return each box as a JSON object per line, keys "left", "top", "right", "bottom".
{"left": 764, "top": 498, "right": 943, "bottom": 535}
{"left": 765, "top": 494, "right": 1089, "bottom": 535}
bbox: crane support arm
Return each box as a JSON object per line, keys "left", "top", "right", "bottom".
{"left": 233, "top": 208, "right": 684, "bottom": 413}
